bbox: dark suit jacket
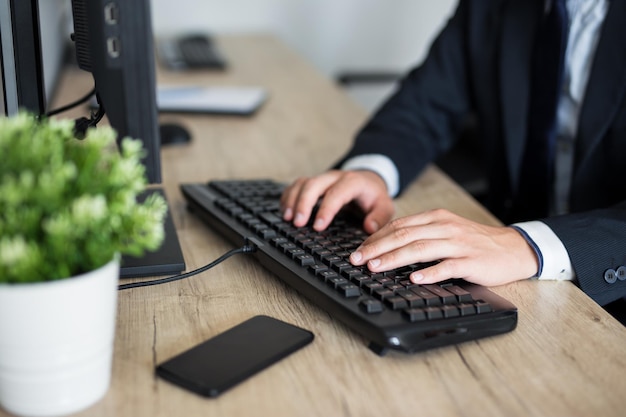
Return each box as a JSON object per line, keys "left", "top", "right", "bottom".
{"left": 337, "top": 0, "right": 626, "bottom": 306}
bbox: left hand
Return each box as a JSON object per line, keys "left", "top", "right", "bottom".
{"left": 349, "top": 208, "right": 539, "bottom": 287}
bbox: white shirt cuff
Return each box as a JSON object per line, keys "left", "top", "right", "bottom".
{"left": 341, "top": 154, "right": 400, "bottom": 197}
{"left": 512, "top": 220, "right": 576, "bottom": 281}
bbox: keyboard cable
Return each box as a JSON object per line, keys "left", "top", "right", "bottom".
{"left": 117, "top": 242, "right": 257, "bottom": 291}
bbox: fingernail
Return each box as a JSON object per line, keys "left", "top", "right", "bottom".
{"left": 368, "top": 259, "right": 381, "bottom": 269}
{"left": 351, "top": 251, "right": 362, "bottom": 263}
{"left": 370, "top": 220, "right": 379, "bottom": 232}
{"left": 283, "top": 208, "right": 293, "bottom": 220}
{"left": 411, "top": 272, "right": 424, "bottom": 283}
{"left": 294, "top": 213, "right": 305, "bottom": 225}
{"left": 314, "top": 218, "right": 325, "bottom": 230}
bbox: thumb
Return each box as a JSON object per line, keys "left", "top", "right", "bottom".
{"left": 362, "top": 202, "right": 394, "bottom": 234}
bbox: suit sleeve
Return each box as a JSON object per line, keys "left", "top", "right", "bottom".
{"left": 334, "top": 1, "right": 474, "bottom": 194}
{"left": 541, "top": 202, "right": 626, "bottom": 306}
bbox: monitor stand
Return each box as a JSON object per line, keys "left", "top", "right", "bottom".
{"left": 119, "top": 188, "right": 186, "bottom": 278}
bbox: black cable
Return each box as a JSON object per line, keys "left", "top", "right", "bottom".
{"left": 73, "top": 93, "right": 106, "bottom": 139}
{"left": 118, "top": 244, "right": 256, "bottom": 291}
{"left": 45, "top": 86, "right": 96, "bottom": 117}
{"left": 91, "top": 93, "right": 106, "bottom": 124}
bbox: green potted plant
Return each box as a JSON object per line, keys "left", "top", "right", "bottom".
{"left": 0, "top": 113, "right": 167, "bottom": 416}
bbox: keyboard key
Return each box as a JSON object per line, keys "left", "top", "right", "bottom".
{"left": 363, "top": 282, "right": 384, "bottom": 294}
{"left": 444, "top": 285, "right": 474, "bottom": 302}
{"left": 245, "top": 218, "right": 261, "bottom": 228}
{"left": 323, "top": 255, "right": 343, "bottom": 267}
{"left": 396, "top": 290, "right": 425, "bottom": 307}
{"left": 326, "top": 276, "right": 349, "bottom": 288}
{"left": 296, "top": 254, "right": 315, "bottom": 266}
{"left": 271, "top": 237, "right": 288, "bottom": 247}
{"left": 287, "top": 248, "right": 306, "bottom": 259}
{"left": 369, "top": 272, "right": 385, "bottom": 280}
{"left": 332, "top": 261, "right": 352, "bottom": 272}
{"left": 423, "top": 306, "right": 443, "bottom": 320}
{"left": 308, "top": 263, "right": 328, "bottom": 275}
{"left": 400, "top": 280, "right": 420, "bottom": 291}
{"left": 404, "top": 308, "right": 427, "bottom": 322}
{"left": 359, "top": 298, "right": 384, "bottom": 314}
{"left": 342, "top": 268, "right": 365, "bottom": 279}
{"left": 385, "top": 296, "right": 409, "bottom": 310}
{"left": 338, "top": 283, "right": 361, "bottom": 298}
{"left": 410, "top": 287, "right": 441, "bottom": 306}
{"left": 373, "top": 288, "right": 395, "bottom": 300}
{"left": 279, "top": 242, "right": 297, "bottom": 253}
{"left": 458, "top": 303, "right": 477, "bottom": 316}
{"left": 304, "top": 242, "right": 323, "bottom": 252}
{"left": 422, "top": 284, "right": 457, "bottom": 304}
{"left": 296, "top": 237, "right": 315, "bottom": 248}
{"left": 475, "top": 301, "right": 493, "bottom": 314}
{"left": 259, "top": 228, "right": 276, "bottom": 239}
{"left": 351, "top": 274, "right": 373, "bottom": 287}
{"left": 441, "top": 305, "right": 460, "bottom": 318}
{"left": 376, "top": 277, "right": 394, "bottom": 286}
{"left": 259, "top": 212, "right": 283, "bottom": 224}
{"left": 313, "top": 249, "right": 333, "bottom": 259}
{"left": 318, "top": 270, "right": 339, "bottom": 282}
{"left": 384, "top": 283, "right": 405, "bottom": 293}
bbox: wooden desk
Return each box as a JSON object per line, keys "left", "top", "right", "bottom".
{"left": 23, "top": 35, "right": 626, "bottom": 417}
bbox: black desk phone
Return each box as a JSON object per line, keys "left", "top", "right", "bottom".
{"left": 158, "top": 33, "right": 227, "bottom": 70}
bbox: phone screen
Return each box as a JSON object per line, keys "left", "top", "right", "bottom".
{"left": 156, "top": 315, "right": 314, "bottom": 397}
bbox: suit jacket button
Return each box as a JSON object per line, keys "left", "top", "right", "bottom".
{"left": 617, "top": 266, "right": 626, "bottom": 281}
{"left": 604, "top": 269, "right": 617, "bottom": 284}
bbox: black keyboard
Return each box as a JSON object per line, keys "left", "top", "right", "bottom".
{"left": 181, "top": 179, "right": 517, "bottom": 355}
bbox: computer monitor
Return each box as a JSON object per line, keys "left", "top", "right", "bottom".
{"left": 70, "top": 0, "right": 161, "bottom": 183}
{"left": 0, "top": 0, "right": 46, "bottom": 116}
{"left": 68, "top": 0, "right": 186, "bottom": 277}
{"left": 0, "top": 0, "right": 187, "bottom": 277}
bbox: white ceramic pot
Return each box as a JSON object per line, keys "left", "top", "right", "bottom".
{"left": 0, "top": 257, "right": 119, "bottom": 417}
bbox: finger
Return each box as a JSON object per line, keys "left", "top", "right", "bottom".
{"left": 362, "top": 200, "right": 394, "bottom": 234}
{"left": 409, "top": 258, "right": 464, "bottom": 284}
{"left": 359, "top": 237, "right": 454, "bottom": 272}
{"left": 371, "top": 208, "right": 457, "bottom": 241}
{"left": 312, "top": 173, "right": 377, "bottom": 230}
{"left": 280, "top": 178, "right": 306, "bottom": 221}
{"left": 351, "top": 221, "right": 452, "bottom": 266}
{"left": 314, "top": 170, "right": 392, "bottom": 232}
{"left": 292, "top": 172, "right": 342, "bottom": 227}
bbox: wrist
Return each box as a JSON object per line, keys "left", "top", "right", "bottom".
{"left": 509, "top": 225, "right": 542, "bottom": 278}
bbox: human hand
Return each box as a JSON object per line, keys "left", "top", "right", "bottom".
{"left": 349, "top": 208, "right": 539, "bottom": 287}
{"left": 280, "top": 170, "right": 395, "bottom": 234}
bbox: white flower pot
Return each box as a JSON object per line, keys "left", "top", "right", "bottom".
{"left": 0, "top": 257, "right": 119, "bottom": 417}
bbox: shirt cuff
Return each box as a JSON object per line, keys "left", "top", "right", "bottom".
{"left": 340, "top": 154, "right": 400, "bottom": 197}
{"left": 511, "top": 220, "right": 576, "bottom": 281}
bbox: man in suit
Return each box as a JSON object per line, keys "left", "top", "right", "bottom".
{"left": 280, "top": 0, "right": 626, "bottom": 314}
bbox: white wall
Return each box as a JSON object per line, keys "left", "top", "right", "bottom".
{"left": 151, "top": 0, "right": 458, "bottom": 77}
{"left": 36, "top": 1, "right": 458, "bottom": 112}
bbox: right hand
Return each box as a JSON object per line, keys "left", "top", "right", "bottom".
{"left": 280, "top": 170, "right": 395, "bottom": 234}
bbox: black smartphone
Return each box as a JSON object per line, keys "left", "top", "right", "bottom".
{"left": 156, "top": 315, "right": 314, "bottom": 397}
